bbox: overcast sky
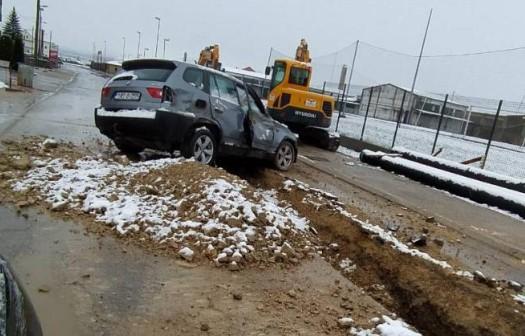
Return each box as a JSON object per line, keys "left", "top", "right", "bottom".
{"left": 3, "top": 0, "right": 525, "bottom": 100}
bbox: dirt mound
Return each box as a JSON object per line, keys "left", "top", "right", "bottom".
{"left": 0, "top": 138, "right": 320, "bottom": 270}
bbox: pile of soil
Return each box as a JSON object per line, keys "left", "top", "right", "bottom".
{"left": 0, "top": 138, "right": 321, "bottom": 270}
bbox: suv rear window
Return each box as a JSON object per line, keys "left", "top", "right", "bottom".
{"left": 113, "top": 68, "right": 173, "bottom": 82}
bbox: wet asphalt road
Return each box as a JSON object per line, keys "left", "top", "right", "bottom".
{"left": 0, "top": 65, "right": 105, "bottom": 144}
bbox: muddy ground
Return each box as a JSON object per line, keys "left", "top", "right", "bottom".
{"left": 0, "top": 138, "right": 524, "bottom": 335}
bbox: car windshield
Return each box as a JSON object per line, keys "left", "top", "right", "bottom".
{"left": 270, "top": 61, "right": 286, "bottom": 90}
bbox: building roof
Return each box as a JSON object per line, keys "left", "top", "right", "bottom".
{"left": 223, "top": 66, "right": 267, "bottom": 80}
{"left": 366, "top": 83, "right": 467, "bottom": 108}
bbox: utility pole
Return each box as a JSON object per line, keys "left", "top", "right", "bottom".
{"left": 122, "top": 37, "right": 126, "bottom": 63}
{"left": 49, "top": 30, "right": 52, "bottom": 59}
{"left": 345, "top": 40, "right": 360, "bottom": 98}
{"left": 103, "top": 40, "right": 107, "bottom": 62}
{"left": 408, "top": 8, "right": 433, "bottom": 121}
{"left": 154, "top": 17, "right": 161, "bottom": 57}
{"left": 137, "top": 31, "right": 141, "bottom": 58}
{"left": 163, "top": 38, "right": 170, "bottom": 58}
{"left": 34, "top": 0, "right": 41, "bottom": 61}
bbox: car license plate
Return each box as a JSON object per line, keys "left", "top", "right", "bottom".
{"left": 114, "top": 92, "right": 141, "bottom": 101}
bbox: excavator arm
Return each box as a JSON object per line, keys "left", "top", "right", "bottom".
{"left": 198, "top": 44, "right": 222, "bottom": 70}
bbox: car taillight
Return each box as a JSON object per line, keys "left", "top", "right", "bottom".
{"left": 147, "top": 87, "right": 163, "bottom": 99}
{"left": 101, "top": 87, "right": 111, "bottom": 98}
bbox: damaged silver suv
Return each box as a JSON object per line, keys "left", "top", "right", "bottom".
{"left": 95, "top": 59, "right": 297, "bottom": 171}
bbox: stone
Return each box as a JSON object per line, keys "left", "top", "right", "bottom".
{"left": 42, "top": 138, "right": 59, "bottom": 149}
{"left": 411, "top": 234, "right": 427, "bottom": 247}
{"left": 178, "top": 247, "right": 194, "bottom": 262}
{"left": 338, "top": 317, "right": 354, "bottom": 328}
{"left": 508, "top": 281, "right": 523, "bottom": 292}
{"left": 38, "top": 286, "right": 50, "bottom": 293}
{"left": 387, "top": 223, "right": 400, "bottom": 232}
{"left": 287, "top": 289, "right": 297, "bottom": 299}
{"left": 233, "top": 292, "right": 243, "bottom": 301}
{"left": 51, "top": 201, "right": 68, "bottom": 212}
{"left": 200, "top": 323, "right": 210, "bottom": 332}
{"left": 425, "top": 216, "right": 436, "bottom": 223}
{"left": 473, "top": 271, "right": 487, "bottom": 284}
{"left": 281, "top": 242, "right": 296, "bottom": 257}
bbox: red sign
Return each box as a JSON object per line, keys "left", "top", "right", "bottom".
{"left": 49, "top": 49, "right": 59, "bottom": 62}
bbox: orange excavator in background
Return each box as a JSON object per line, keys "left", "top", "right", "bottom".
{"left": 295, "top": 38, "right": 311, "bottom": 63}
{"left": 198, "top": 44, "right": 222, "bottom": 70}
{"left": 265, "top": 39, "right": 339, "bottom": 151}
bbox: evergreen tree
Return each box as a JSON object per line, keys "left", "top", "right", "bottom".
{"left": 0, "top": 35, "right": 13, "bottom": 63}
{"left": 2, "top": 8, "right": 22, "bottom": 40}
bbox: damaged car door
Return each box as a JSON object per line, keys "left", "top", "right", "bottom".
{"left": 209, "top": 74, "right": 247, "bottom": 147}
{"left": 243, "top": 85, "right": 275, "bottom": 151}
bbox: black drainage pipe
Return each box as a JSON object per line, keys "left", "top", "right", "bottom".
{"left": 360, "top": 150, "right": 525, "bottom": 219}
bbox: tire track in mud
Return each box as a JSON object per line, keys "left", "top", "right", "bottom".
{"left": 247, "top": 169, "right": 525, "bottom": 336}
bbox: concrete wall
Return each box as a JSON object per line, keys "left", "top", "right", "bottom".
{"left": 468, "top": 112, "right": 525, "bottom": 146}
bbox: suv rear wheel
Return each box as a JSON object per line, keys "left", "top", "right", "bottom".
{"left": 274, "top": 141, "right": 295, "bottom": 171}
{"left": 184, "top": 128, "right": 217, "bottom": 165}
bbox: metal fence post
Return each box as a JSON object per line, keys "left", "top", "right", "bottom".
{"left": 373, "top": 86, "right": 382, "bottom": 118}
{"left": 481, "top": 100, "right": 503, "bottom": 169}
{"left": 360, "top": 87, "right": 374, "bottom": 141}
{"left": 431, "top": 94, "right": 449, "bottom": 155}
{"left": 336, "top": 84, "right": 347, "bottom": 132}
{"left": 391, "top": 91, "right": 407, "bottom": 148}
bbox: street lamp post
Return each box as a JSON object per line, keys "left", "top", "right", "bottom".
{"left": 122, "top": 37, "right": 126, "bottom": 63}
{"left": 137, "top": 31, "right": 141, "bottom": 59}
{"left": 103, "top": 40, "right": 107, "bottom": 62}
{"left": 144, "top": 48, "right": 149, "bottom": 58}
{"left": 163, "top": 38, "right": 170, "bottom": 58}
{"left": 154, "top": 17, "right": 161, "bottom": 57}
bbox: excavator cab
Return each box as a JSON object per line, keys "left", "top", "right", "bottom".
{"left": 265, "top": 39, "right": 339, "bottom": 151}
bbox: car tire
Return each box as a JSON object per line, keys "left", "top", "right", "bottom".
{"left": 115, "top": 141, "right": 144, "bottom": 155}
{"left": 274, "top": 140, "right": 295, "bottom": 171}
{"left": 184, "top": 128, "right": 217, "bottom": 165}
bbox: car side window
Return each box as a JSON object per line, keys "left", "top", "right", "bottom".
{"left": 248, "top": 91, "right": 265, "bottom": 116}
{"left": 236, "top": 85, "right": 250, "bottom": 113}
{"left": 210, "top": 74, "right": 220, "bottom": 98}
{"left": 214, "top": 75, "right": 239, "bottom": 105}
{"left": 183, "top": 68, "right": 204, "bottom": 90}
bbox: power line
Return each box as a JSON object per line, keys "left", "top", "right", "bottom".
{"left": 361, "top": 41, "right": 525, "bottom": 58}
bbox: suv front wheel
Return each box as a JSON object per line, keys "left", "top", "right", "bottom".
{"left": 274, "top": 141, "right": 295, "bottom": 171}
{"left": 184, "top": 128, "right": 217, "bottom": 165}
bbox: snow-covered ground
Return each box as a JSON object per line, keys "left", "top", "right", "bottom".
{"left": 0, "top": 81, "right": 7, "bottom": 89}
{"left": 332, "top": 113, "right": 525, "bottom": 179}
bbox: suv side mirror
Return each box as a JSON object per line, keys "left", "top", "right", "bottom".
{"left": 265, "top": 66, "right": 272, "bottom": 76}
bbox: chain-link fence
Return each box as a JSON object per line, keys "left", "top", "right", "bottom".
{"left": 268, "top": 41, "right": 525, "bottom": 179}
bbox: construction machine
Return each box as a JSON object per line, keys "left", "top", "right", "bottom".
{"left": 265, "top": 39, "right": 339, "bottom": 151}
{"left": 198, "top": 44, "right": 221, "bottom": 70}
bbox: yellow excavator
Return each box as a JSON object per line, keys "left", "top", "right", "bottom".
{"left": 198, "top": 44, "right": 221, "bottom": 70}
{"left": 265, "top": 39, "right": 339, "bottom": 151}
